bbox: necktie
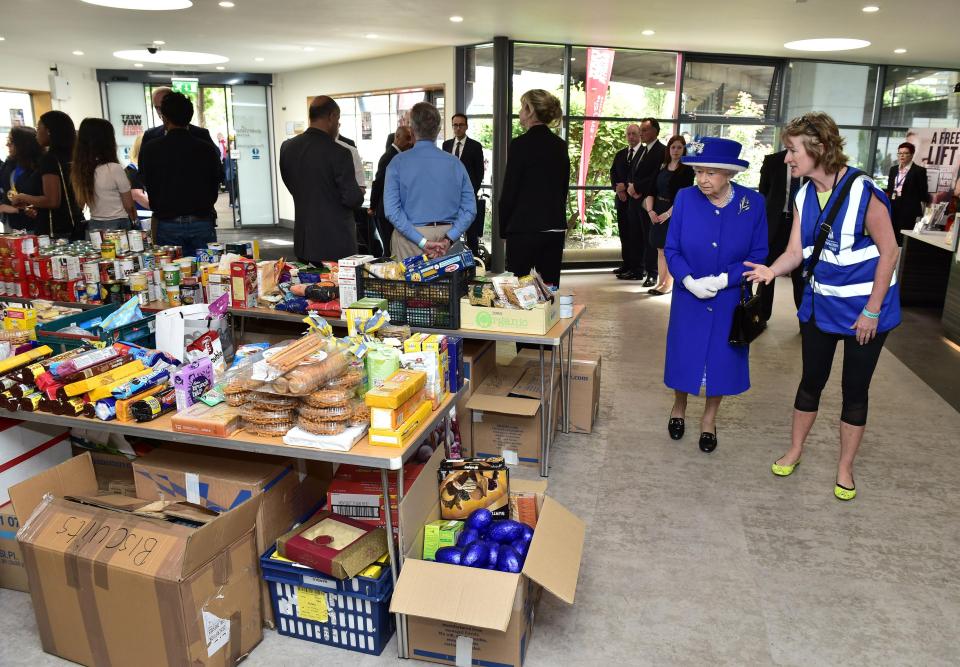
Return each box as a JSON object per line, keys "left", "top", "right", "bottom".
{"left": 627, "top": 147, "right": 634, "bottom": 163}
{"left": 455, "top": 140, "right": 462, "bottom": 158}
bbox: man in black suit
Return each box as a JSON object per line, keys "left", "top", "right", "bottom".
{"left": 442, "top": 114, "right": 486, "bottom": 255}
{"left": 369, "top": 126, "right": 414, "bottom": 256}
{"left": 610, "top": 123, "right": 641, "bottom": 276}
{"left": 758, "top": 149, "right": 805, "bottom": 320}
{"left": 279, "top": 96, "right": 364, "bottom": 263}
{"left": 885, "top": 141, "right": 930, "bottom": 244}
{"left": 622, "top": 118, "right": 665, "bottom": 285}
{"left": 142, "top": 87, "right": 217, "bottom": 149}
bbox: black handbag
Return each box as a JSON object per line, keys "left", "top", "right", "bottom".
{"left": 729, "top": 279, "right": 765, "bottom": 346}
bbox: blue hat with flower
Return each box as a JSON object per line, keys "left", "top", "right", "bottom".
{"left": 681, "top": 136, "right": 749, "bottom": 172}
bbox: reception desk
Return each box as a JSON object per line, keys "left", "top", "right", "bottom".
{"left": 898, "top": 230, "right": 958, "bottom": 308}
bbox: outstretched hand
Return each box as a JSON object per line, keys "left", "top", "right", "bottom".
{"left": 743, "top": 261, "right": 775, "bottom": 285}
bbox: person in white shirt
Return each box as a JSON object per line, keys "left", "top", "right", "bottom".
{"left": 71, "top": 118, "right": 137, "bottom": 234}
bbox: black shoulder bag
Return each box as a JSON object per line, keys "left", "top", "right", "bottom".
{"left": 728, "top": 279, "right": 765, "bottom": 346}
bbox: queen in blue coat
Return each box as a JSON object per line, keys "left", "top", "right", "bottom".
{"left": 663, "top": 138, "right": 768, "bottom": 454}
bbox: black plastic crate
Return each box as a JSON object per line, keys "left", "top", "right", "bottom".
{"left": 356, "top": 267, "right": 473, "bottom": 329}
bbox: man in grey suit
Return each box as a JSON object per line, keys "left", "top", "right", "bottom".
{"left": 279, "top": 96, "right": 364, "bottom": 263}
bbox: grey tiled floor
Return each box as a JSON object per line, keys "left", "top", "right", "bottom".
{"left": 1, "top": 273, "right": 958, "bottom": 666}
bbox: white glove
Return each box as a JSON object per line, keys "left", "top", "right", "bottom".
{"left": 683, "top": 275, "right": 718, "bottom": 299}
{"left": 703, "top": 273, "right": 728, "bottom": 291}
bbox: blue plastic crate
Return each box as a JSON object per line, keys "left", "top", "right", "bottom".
{"left": 260, "top": 547, "right": 395, "bottom": 655}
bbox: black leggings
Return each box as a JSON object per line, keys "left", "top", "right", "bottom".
{"left": 794, "top": 318, "right": 888, "bottom": 426}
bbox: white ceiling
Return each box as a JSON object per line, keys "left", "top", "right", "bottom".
{"left": 2, "top": 0, "right": 958, "bottom": 73}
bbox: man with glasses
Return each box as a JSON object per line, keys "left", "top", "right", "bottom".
{"left": 884, "top": 141, "right": 930, "bottom": 244}
{"left": 443, "top": 114, "right": 485, "bottom": 255}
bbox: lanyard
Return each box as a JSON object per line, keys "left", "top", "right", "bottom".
{"left": 894, "top": 168, "right": 908, "bottom": 190}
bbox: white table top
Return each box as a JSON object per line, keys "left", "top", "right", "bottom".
{"left": 902, "top": 230, "right": 957, "bottom": 253}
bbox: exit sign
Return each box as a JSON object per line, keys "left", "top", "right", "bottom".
{"left": 171, "top": 79, "right": 198, "bottom": 95}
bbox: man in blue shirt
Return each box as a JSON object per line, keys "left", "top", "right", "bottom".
{"left": 383, "top": 102, "right": 476, "bottom": 259}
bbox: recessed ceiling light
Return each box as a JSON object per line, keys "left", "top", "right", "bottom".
{"left": 218, "top": 1, "right": 235, "bottom": 6}
{"left": 72, "top": 50, "right": 85, "bottom": 56}
{"left": 655, "top": 81, "right": 664, "bottom": 86}
{"left": 784, "top": 38, "right": 870, "bottom": 51}
{"left": 569, "top": 57, "right": 576, "bottom": 61}
{"left": 254, "top": 57, "right": 264, "bottom": 62}
{"left": 303, "top": 46, "right": 315, "bottom": 51}
{"left": 641, "top": 29, "right": 655, "bottom": 36}
{"left": 134, "top": 63, "right": 143, "bottom": 67}
{"left": 449, "top": 15, "right": 463, "bottom": 22}
{"left": 862, "top": 5, "right": 880, "bottom": 12}
{"left": 365, "top": 33, "right": 378, "bottom": 39}
{"left": 0, "top": 37, "right": 6, "bottom": 41}
{"left": 216, "top": 66, "right": 225, "bottom": 70}
{"left": 81, "top": 0, "right": 192, "bottom": 9}
{"left": 113, "top": 49, "right": 229, "bottom": 64}
{"left": 153, "top": 40, "right": 165, "bottom": 45}
{"left": 894, "top": 48, "right": 907, "bottom": 54}
{"left": 906, "top": 76, "right": 915, "bottom": 80}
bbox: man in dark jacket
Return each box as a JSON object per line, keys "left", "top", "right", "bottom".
{"left": 369, "top": 126, "right": 413, "bottom": 256}
{"left": 758, "top": 149, "right": 805, "bottom": 319}
{"left": 610, "top": 123, "right": 641, "bottom": 276}
{"left": 623, "top": 118, "right": 665, "bottom": 285}
{"left": 885, "top": 141, "right": 930, "bottom": 243}
{"left": 142, "top": 86, "right": 217, "bottom": 149}
{"left": 279, "top": 96, "right": 364, "bottom": 263}
{"left": 442, "top": 114, "right": 486, "bottom": 255}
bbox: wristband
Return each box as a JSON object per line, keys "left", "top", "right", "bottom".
{"left": 862, "top": 308, "right": 880, "bottom": 319}
{"left": 417, "top": 237, "right": 427, "bottom": 249}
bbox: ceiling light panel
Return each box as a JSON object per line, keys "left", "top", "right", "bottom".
{"left": 81, "top": 0, "right": 193, "bottom": 9}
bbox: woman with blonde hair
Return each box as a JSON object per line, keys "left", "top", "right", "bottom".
{"left": 125, "top": 132, "right": 150, "bottom": 210}
{"left": 745, "top": 112, "right": 901, "bottom": 501}
{"left": 499, "top": 89, "right": 570, "bottom": 285}
{"left": 71, "top": 117, "right": 137, "bottom": 234}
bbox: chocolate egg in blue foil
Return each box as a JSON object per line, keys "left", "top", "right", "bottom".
{"left": 435, "top": 546, "right": 463, "bottom": 565}
{"left": 496, "top": 545, "right": 522, "bottom": 573}
{"left": 510, "top": 538, "right": 529, "bottom": 558}
{"left": 520, "top": 524, "right": 534, "bottom": 544}
{"left": 466, "top": 508, "right": 493, "bottom": 534}
{"left": 484, "top": 541, "right": 500, "bottom": 569}
{"left": 487, "top": 520, "right": 524, "bottom": 544}
{"left": 456, "top": 528, "right": 480, "bottom": 548}
{"left": 462, "top": 542, "right": 489, "bottom": 568}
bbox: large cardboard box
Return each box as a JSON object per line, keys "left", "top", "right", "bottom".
{"left": 9, "top": 454, "right": 263, "bottom": 667}
{"left": 0, "top": 503, "right": 27, "bottom": 592}
{"left": 459, "top": 298, "right": 560, "bottom": 335}
{"left": 467, "top": 365, "right": 561, "bottom": 467}
{"left": 390, "top": 447, "right": 584, "bottom": 667}
{"left": 461, "top": 339, "right": 495, "bottom": 398}
{"left": 132, "top": 447, "right": 331, "bottom": 627}
{"left": 513, "top": 350, "right": 602, "bottom": 434}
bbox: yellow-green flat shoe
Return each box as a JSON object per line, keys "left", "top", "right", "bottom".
{"left": 834, "top": 481, "right": 857, "bottom": 501}
{"left": 771, "top": 458, "right": 800, "bottom": 477}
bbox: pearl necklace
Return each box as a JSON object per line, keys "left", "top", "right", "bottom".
{"left": 709, "top": 185, "right": 735, "bottom": 209}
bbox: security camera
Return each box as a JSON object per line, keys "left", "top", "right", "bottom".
{"left": 147, "top": 46, "right": 159, "bottom": 55}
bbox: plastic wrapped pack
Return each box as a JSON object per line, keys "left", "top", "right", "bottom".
{"left": 296, "top": 415, "right": 348, "bottom": 436}
{"left": 302, "top": 385, "right": 355, "bottom": 408}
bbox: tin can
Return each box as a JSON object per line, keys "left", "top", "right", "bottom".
{"left": 128, "top": 271, "right": 149, "bottom": 292}
{"left": 81, "top": 261, "right": 100, "bottom": 284}
{"left": 127, "top": 229, "right": 145, "bottom": 253}
{"left": 165, "top": 284, "right": 182, "bottom": 307}
{"left": 176, "top": 257, "right": 195, "bottom": 278}
{"left": 115, "top": 255, "right": 136, "bottom": 278}
{"left": 84, "top": 281, "right": 100, "bottom": 300}
{"left": 133, "top": 289, "right": 150, "bottom": 307}
{"left": 102, "top": 280, "right": 124, "bottom": 305}
{"left": 179, "top": 277, "right": 201, "bottom": 305}
{"left": 162, "top": 264, "right": 181, "bottom": 286}
{"left": 139, "top": 252, "right": 155, "bottom": 270}
{"left": 88, "top": 230, "right": 103, "bottom": 249}
{"left": 106, "top": 231, "right": 128, "bottom": 254}
{"left": 101, "top": 240, "right": 116, "bottom": 260}
{"left": 98, "top": 260, "right": 116, "bottom": 283}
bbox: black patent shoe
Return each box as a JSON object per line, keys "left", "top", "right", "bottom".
{"left": 613, "top": 266, "right": 628, "bottom": 275}
{"left": 699, "top": 431, "right": 717, "bottom": 453}
{"left": 642, "top": 277, "right": 657, "bottom": 287}
{"left": 668, "top": 417, "right": 685, "bottom": 440}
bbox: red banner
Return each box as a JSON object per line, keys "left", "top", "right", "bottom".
{"left": 578, "top": 48, "right": 615, "bottom": 224}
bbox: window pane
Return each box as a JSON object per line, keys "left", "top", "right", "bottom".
{"left": 567, "top": 120, "right": 635, "bottom": 186}
{"left": 566, "top": 189, "right": 622, "bottom": 247}
{"left": 568, "top": 48, "right": 677, "bottom": 119}
{"left": 881, "top": 68, "right": 960, "bottom": 127}
{"left": 512, "top": 44, "right": 566, "bottom": 114}
{"left": 466, "top": 116, "right": 495, "bottom": 187}
{"left": 679, "top": 122, "right": 776, "bottom": 188}
{"left": 464, "top": 44, "right": 495, "bottom": 116}
{"left": 681, "top": 60, "right": 777, "bottom": 119}
{"left": 837, "top": 127, "right": 873, "bottom": 172}
{"left": 784, "top": 61, "right": 878, "bottom": 126}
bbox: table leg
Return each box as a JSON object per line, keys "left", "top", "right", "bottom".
{"left": 538, "top": 345, "right": 547, "bottom": 477}
{"left": 382, "top": 469, "right": 406, "bottom": 659}
{"left": 564, "top": 323, "right": 574, "bottom": 434}
{"left": 394, "top": 463, "right": 409, "bottom": 657}
{"left": 238, "top": 313, "right": 246, "bottom": 343}
{"left": 557, "top": 341, "right": 567, "bottom": 435}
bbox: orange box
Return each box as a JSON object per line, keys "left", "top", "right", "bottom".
{"left": 230, "top": 259, "right": 257, "bottom": 309}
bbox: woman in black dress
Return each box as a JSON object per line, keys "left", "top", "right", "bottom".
{"left": 0, "top": 127, "right": 43, "bottom": 233}
{"left": 644, "top": 135, "right": 694, "bottom": 295}
{"left": 499, "top": 89, "right": 570, "bottom": 286}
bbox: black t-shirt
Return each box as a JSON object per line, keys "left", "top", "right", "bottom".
{"left": 38, "top": 150, "right": 84, "bottom": 238}
{"left": 138, "top": 128, "right": 220, "bottom": 219}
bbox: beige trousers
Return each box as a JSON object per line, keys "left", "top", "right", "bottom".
{"left": 391, "top": 224, "right": 463, "bottom": 260}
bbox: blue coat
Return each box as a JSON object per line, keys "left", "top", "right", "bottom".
{"left": 664, "top": 183, "right": 768, "bottom": 396}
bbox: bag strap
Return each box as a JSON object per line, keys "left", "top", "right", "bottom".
{"left": 53, "top": 156, "right": 77, "bottom": 232}
{"left": 802, "top": 168, "right": 862, "bottom": 283}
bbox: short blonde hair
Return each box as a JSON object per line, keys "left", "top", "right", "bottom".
{"left": 129, "top": 132, "right": 144, "bottom": 163}
{"left": 520, "top": 89, "right": 562, "bottom": 128}
{"left": 781, "top": 112, "right": 848, "bottom": 174}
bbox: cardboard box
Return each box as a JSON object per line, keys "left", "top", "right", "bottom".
{"left": 461, "top": 339, "right": 495, "bottom": 398}
{"left": 466, "top": 366, "right": 560, "bottom": 467}
{"left": 9, "top": 454, "right": 264, "bottom": 666}
{"left": 277, "top": 510, "right": 387, "bottom": 579}
{"left": 454, "top": 390, "right": 472, "bottom": 457}
{"left": 70, "top": 444, "right": 136, "bottom": 491}
{"left": 337, "top": 254, "right": 375, "bottom": 307}
{"left": 0, "top": 418, "right": 71, "bottom": 505}
{"left": 459, "top": 297, "right": 560, "bottom": 335}
{"left": 230, "top": 259, "right": 257, "bottom": 309}
{"left": 390, "top": 447, "right": 584, "bottom": 667}
{"left": 323, "top": 461, "right": 425, "bottom": 536}
{"left": 513, "top": 350, "right": 601, "bottom": 434}
{"left": 132, "top": 447, "right": 331, "bottom": 628}
{"left": 0, "top": 503, "right": 27, "bottom": 592}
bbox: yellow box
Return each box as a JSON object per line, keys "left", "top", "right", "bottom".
{"left": 364, "top": 369, "right": 427, "bottom": 409}
{"left": 403, "top": 333, "right": 428, "bottom": 354}
{"left": 3, "top": 306, "right": 37, "bottom": 340}
{"left": 422, "top": 335, "right": 449, "bottom": 394}
{"left": 368, "top": 400, "right": 432, "bottom": 448}
{"left": 459, "top": 297, "right": 560, "bottom": 335}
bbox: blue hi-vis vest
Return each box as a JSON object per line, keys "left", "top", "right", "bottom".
{"left": 796, "top": 171, "right": 901, "bottom": 335}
